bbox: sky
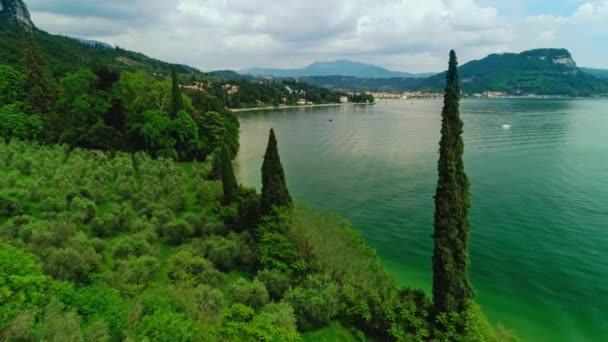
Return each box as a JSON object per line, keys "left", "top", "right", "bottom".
{"left": 25, "top": 0, "right": 608, "bottom": 73}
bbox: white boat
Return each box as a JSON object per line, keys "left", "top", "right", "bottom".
{"left": 502, "top": 124, "right": 511, "bottom": 129}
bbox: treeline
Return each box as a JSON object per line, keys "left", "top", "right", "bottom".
{"left": 194, "top": 78, "right": 369, "bottom": 109}
{"left": 0, "top": 40, "right": 238, "bottom": 161}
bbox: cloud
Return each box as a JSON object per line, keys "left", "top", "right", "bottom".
{"left": 26, "top": 0, "right": 608, "bottom": 72}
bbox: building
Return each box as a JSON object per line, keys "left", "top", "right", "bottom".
{"left": 339, "top": 96, "right": 348, "bottom": 103}
{"left": 223, "top": 84, "right": 240, "bottom": 95}
{"left": 297, "top": 99, "right": 306, "bottom": 105}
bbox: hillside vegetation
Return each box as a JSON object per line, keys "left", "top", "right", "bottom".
{"left": 0, "top": 140, "right": 513, "bottom": 341}
{"left": 419, "top": 49, "right": 608, "bottom": 95}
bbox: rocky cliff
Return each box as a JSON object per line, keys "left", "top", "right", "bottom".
{"left": 0, "top": 0, "right": 35, "bottom": 32}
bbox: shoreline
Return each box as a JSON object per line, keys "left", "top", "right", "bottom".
{"left": 230, "top": 102, "right": 373, "bottom": 112}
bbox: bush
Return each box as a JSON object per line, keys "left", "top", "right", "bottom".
{"left": 0, "top": 190, "right": 25, "bottom": 217}
{"left": 284, "top": 274, "right": 340, "bottom": 331}
{"left": 201, "top": 235, "right": 239, "bottom": 271}
{"left": 167, "top": 250, "right": 225, "bottom": 287}
{"left": 91, "top": 212, "right": 120, "bottom": 237}
{"left": 255, "top": 269, "right": 291, "bottom": 301}
{"left": 164, "top": 218, "right": 194, "bottom": 245}
{"left": 113, "top": 235, "right": 155, "bottom": 260}
{"left": 69, "top": 196, "right": 97, "bottom": 224}
{"left": 433, "top": 301, "right": 519, "bottom": 342}
{"left": 113, "top": 256, "right": 160, "bottom": 296}
{"left": 228, "top": 278, "right": 269, "bottom": 310}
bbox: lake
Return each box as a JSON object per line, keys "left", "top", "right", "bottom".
{"left": 235, "top": 99, "right": 608, "bottom": 341}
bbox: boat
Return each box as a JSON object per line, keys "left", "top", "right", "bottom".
{"left": 502, "top": 124, "right": 511, "bottom": 129}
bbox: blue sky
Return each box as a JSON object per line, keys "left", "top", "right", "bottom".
{"left": 25, "top": 0, "right": 608, "bottom": 72}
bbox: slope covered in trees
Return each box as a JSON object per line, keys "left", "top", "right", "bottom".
{"left": 419, "top": 49, "right": 608, "bottom": 96}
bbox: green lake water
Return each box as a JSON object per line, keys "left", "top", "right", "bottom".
{"left": 235, "top": 99, "right": 608, "bottom": 341}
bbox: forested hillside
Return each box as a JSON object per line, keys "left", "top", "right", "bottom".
{"left": 2, "top": 1, "right": 515, "bottom": 341}
{"left": 418, "top": 49, "right": 608, "bottom": 95}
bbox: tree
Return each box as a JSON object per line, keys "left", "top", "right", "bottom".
{"left": 260, "top": 129, "right": 292, "bottom": 215}
{"left": 432, "top": 50, "right": 474, "bottom": 315}
{"left": 171, "top": 67, "right": 184, "bottom": 117}
{"left": 23, "top": 39, "right": 54, "bottom": 113}
{"left": 220, "top": 144, "right": 239, "bottom": 204}
{"left": 0, "top": 104, "right": 44, "bottom": 141}
{"left": 0, "top": 65, "right": 25, "bottom": 107}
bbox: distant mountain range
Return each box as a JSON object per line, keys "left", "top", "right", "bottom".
{"left": 298, "top": 49, "right": 608, "bottom": 96}
{"left": 241, "top": 60, "right": 435, "bottom": 78}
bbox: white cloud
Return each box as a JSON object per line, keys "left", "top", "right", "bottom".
{"left": 26, "top": 0, "right": 608, "bottom": 72}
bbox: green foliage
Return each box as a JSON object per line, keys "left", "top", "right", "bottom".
{"left": 173, "top": 110, "right": 200, "bottom": 159}
{"left": 23, "top": 39, "right": 55, "bottom": 113}
{"left": 220, "top": 144, "right": 239, "bottom": 204}
{"left": 228, "top": 278, "right": 269, "bottom": 310}
{"left": 0, "top": 64, "right": 25, "bottom": 106}
{"left": 167, "top": 250, "right": 225, "bottom": 287}
{"left": 0, "top": 242, "right": 50, "bottom": 330}
{"left": 200, "top": 234, "right": 240, "bottom": 271}
{"left": 221, "top": 302, "right": 300, "bottom": 341}
{"left": 255, "top": 268, "right": 291, "bottom": 301}
{"left": 260, "top": 129, "right": 292, "bottom": 215}
{"left": 284, "top": 274, "right": 340, "bottom": 331}
{"left": 433, "top": 301, "right": 520, "bottom": 342}
{"left": 0, "top": 137, "right": 516, "bottom": 341}
{"left": 164, "top": 218, "right": 194, "bottom": 245}
{"left": 432, "top": 50, "right": 474, "bottom": 315}
{"left": 0, "top": 104, "right": 45, "bottom": 141}
{"left": 41, "top": 299, "right": 85, "bottom": 342}
{"left": 171, "top": 67, "right": 184, "bottom": 116}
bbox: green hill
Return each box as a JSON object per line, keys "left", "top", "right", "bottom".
{"left": 418, "top": 49, "right": 608, "bottom": 96}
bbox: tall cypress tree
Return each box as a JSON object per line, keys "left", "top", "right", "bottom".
{"left": 171, "top": 67, "right": 184, "bottom": 117}
{"left": 432, "top": 50, "right": 474, "bottom": 315}
{"left": 220, "top": 144, "right": 239, "bottom": 204}
{"left": 23, "top": 39, "right": 53, "bottom": 114}
{"left": 260, "top": 129, "right": 292, "bottom": 215}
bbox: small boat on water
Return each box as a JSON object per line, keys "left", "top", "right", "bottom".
{"left": 502, "top": 124, "right": 511, "bottom": 129}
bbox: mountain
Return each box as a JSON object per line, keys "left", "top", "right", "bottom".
{"left": 0, "top": 0, "right": 34, "bottom": 32}
{"left": 0, "top": 0, "right": 203, "bottom": 78}
{"left": 299, "top": 49, "right": 608, "bottom": 96}
{"left": 581, "top": 67, "right": 608, "bottom": 79}
{"left": 417, "top": 49, "right": 608, "bottom": 95}
{"left": 242, "top": 60, "right": 434, "bottom": 78}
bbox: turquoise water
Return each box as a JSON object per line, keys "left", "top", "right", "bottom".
{"left": 235, "top": 99, "right": 608, "bottom": 341}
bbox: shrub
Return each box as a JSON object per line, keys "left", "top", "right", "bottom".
{"left": 0, "top": 190, "right": 25, "bottom": 217}
{"left": 201, "top": 235, "right": 239, "bottom": 271}
{"left": 228, "top": 278, "right": 269, "bottom": 310}
{"left": 113, "top": 235, "right": 155, "bottom": 260}
{"left": 284, "top": 274, "right": 340, "bottom": 331}
{"left": 255, "top": 269, "right": 291, "bottom": 301}
{"left": 167, "top": 250, "right": 225, "bottom": 287}
{"left": 164, "top": 218, "right": 194, "bottom": 245}
{"left": 70, "top": 196, "right": 97, "bottom": 224}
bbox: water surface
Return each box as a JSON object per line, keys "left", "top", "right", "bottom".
{"left": 235, "top": 99, "right": 608, "bottom": 341}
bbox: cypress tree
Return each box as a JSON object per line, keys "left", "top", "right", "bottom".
{"left": 220, "top": 144, "right": 239, "bottom": 204}
{"left": 432, "top": 50, "right": 474, "bottom": 315}
{"left": 23, "top": 39, "right": 53, "bottom": 113}
{"left": 260, "top": 129, "right": 292, "bottom": 215}
{"left": 171, "top": 67, "right": 184, "bottom": 117}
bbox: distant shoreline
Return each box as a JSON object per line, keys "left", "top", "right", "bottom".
{"left": 230, "top": 102, "right": 373, "bottom": 112}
